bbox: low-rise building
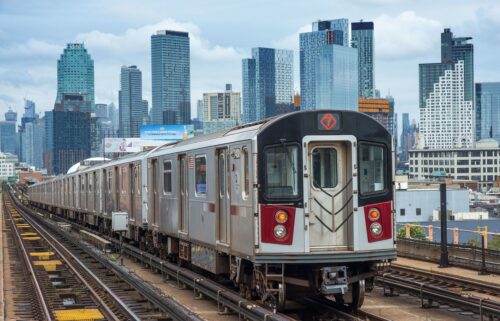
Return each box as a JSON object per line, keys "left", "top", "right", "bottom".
{"left": 409, "top": 139, "right": 500, "bottom": 189}
{"left": 0, "top": 152, "right": 16, "bottom": 180}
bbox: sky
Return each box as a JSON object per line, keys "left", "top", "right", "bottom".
{"left": 1, "top": 0, "right": 500, "bottom": 126}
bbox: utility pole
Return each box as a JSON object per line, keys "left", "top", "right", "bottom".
{"left": 439, "top": 183, "right": 450, "bottom": 268}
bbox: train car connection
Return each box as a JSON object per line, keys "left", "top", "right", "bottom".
{"left": 28, "top": 110, "right": 396, "bottom": 309}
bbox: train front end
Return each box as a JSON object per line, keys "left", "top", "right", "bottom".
{"left": 254, "top": 110, "right": 396, "bottom": 308}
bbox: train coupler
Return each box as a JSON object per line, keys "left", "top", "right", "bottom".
{"left": 319, "top": 266, "right": 348, "bottom": 295}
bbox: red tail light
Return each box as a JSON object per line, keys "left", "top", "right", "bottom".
{"left": 364, "top": 201, "right": 392, "bottom": 242}
{"left": 260, "top": 205, "right": 295, "bottom": 245}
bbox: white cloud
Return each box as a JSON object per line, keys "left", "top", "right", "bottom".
{"left": 272, "top": 24, "right": 311, "bottom": 51}
{"left": 75, "top": 18, "right": 245, "bottom": 62}
{"left": 0, "top": 39, "right": 60, "bottom": 59}
{"left": 375, "top": 11, "right": 442, "bottom": 61}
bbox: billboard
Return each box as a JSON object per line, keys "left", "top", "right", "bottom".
{"left": 103, "top": 138, "right": 165, "bottom": 153}
{"left": 140, "top": 124, "right": 194, "bottom": 141}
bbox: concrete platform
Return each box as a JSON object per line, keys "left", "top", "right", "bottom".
{"left": 394, "top": 256, "right": 499, "bottom": 285}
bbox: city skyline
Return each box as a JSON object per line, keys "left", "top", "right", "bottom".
{"left": 1, "top": 1, "right": 499, "bottom": 123}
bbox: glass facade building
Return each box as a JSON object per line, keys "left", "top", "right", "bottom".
{"left": 351, "top": 21, "right": 374, "bottom": 98}
{"left": 44, "top": 110, "right": 90, "bottom": 175}
{"left": 242, "top": 48, "right": 294, "bottom": 123}
{"left": 151, "top": 30, "right": 190, "bottom": 125}
{"left": 300, "top": 23, "right": 358, "bottom": 111}
{"left": 476, "top": 82, "right": 500, "bottom": 141}
{"left": 119, "top": 65, "right": 143, "bottom": 138}
{"left": 21, "top": 120, "right": 44, "bottom": 169}
{"left": 56, "top": 43, "right": 94, "bottom": 110}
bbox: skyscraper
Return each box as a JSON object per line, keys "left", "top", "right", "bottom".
{"left": 55, "top": 43, "right": 95, "bottom": 110}
{"left": 151, "top": 30, "right": 190, "bottom": 125}
{"left": 351, "top": 21, "right": 375, "bottom": 98}
{"left": 21, "top": 120, "right": 44, "bottom": 169}
{"left": 242, "top": 47, "right": 294, "bottom": 123}
{"left": 119, "top": 65, "right": 143, "bottom": 137}
{"left": 300, "top": 20, "right": 358, "bottom": 111}
{"left": 400, "top": 113, "right": 411, "bottom": 162}
{"left": 44, "top": 110, "right": 90, "bottom": 175}
{"left": 419, "top": 28, "right": 474, "bottom": 149}
{"left": 108, "top": 102, "right": 119, "bottom": 134}
{"left": 0, "top": 108, "right": 17, "bottom": 155}
{"left": 476, "top": 82, "right": 500, "bottom": 142}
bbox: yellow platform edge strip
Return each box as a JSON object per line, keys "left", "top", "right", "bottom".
{"left": 53, "top": 308, "right": 104, "bottom": 321}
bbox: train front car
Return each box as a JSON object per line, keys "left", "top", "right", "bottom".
{"left": 252, "top": 110, "right": 395, "bottom": 309}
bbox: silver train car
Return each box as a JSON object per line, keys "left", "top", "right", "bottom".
{"left": 28, "top": 110, "right": 396, "bottom": 308}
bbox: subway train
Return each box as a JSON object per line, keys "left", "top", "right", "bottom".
{"left": 28, "top": 110, "right": 396, "bottom": 309}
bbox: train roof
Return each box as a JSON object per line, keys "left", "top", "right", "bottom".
{"left": 31, "top": 110, "right": 390, "bottom": 185}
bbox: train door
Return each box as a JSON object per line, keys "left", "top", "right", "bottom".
{"left": 307, "top": 141, "right": 351, "bottom": 249}
{"left": 114, "top": 166, "right": 120, "bottom": 211}
{"left": 216, "top": 148, "right": 230, "bottom": 244}
{"left": 178, "top": 155, "right": 188, "bottom": 233}
{"left": 129, "top": 163, "right": 135, "bottom": 221}
{"left": 103, "top": 170, "right": 108, "bottom": 214}
{"left": 147, "top": 159, "right": 159, "bottom": 227}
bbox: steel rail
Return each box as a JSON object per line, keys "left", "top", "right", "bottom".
{"left": 389, "top": 263, "right": 500, "bottom": 296}
{"left": 16, "top": 189, "right": 295, "bottom": 321}
{"left": 6, "top": 192, "right": 133, "bottom": 321}
{"left": 8, "top": 188, "right": 212, "bottom": 321}
{"left": 3, "top": 195, "right": 52, "bottom": 321}
{"left": 377, "top": 273, "right": 500, "bottom": 318}
{"left": 300, "top": 297, "right": 393, "bottom": 321}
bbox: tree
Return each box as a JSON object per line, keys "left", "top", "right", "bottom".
{"left": 397, "top": 224, "right": 426, "bottom": 240}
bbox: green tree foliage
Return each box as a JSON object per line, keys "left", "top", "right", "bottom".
{"left": 490, "top": 234, "right": 500, "bottom": 251}
{"left": 397, "top": 224, "right": 426, "bottom": 240}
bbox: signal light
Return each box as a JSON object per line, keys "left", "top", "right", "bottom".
{"left": 368, "top": 208, "right": 380, "bottom": 221}
{"left": 275, "top": 210, "right": 288, "bottom": 223}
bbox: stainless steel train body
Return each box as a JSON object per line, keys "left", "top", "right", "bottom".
{"left": 28, "top": 110, "right": 396, "bottom": 308}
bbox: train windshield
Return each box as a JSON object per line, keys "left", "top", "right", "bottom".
{"left": 359, "top": 143, "right": 386, "bottom": 195}
{"left": 264, "top": 144, "right": 299, "bottom": 199}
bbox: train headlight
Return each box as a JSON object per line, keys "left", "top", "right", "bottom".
{"left": 274, "top": 225, "right": 287, "bottom": 239}
{"left": 370, "top": 222, "right": 383, "bottom": 236}
{"left": 368, "top": 208, "right": 380, "bottom": 221}
{"left": 275, "top": 210, "right": 288, "bottom": 223}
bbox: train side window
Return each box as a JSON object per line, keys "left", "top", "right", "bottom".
{"left": 359, "top": 143, "right": 386, "bottom": 195}
{"left": 242, "top": 147, "right": 249, "bottom": 199}
{"left": 312, "top": 147, "right": 338, "bottom": 189}
{"left": 195, "top": 155, "right": 207, "bottom": 196}
{"left": 163, "top": 160, "right": 172, "bottom": 194}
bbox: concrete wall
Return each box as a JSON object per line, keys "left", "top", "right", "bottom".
{"left": 395, "top": 189, "right": 469, "bottom": 222}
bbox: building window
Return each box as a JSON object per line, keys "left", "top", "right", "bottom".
{"left": 195, "top": 156, "right": 207, "bottom": 196}
{"left": 416, "top": 208, "right": 421, "bottom": 216}
{"left": 163, "top": 160, "right": 172, "bottom": 193}
{"left": 400, "top": 208, "right": 405, "bottom": 216}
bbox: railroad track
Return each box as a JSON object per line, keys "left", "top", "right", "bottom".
{"left": 295, "top": 297, "right": 393, "bottom": 321}
{"left": 377, "top": 264, "right": 500, "bottom": 320}
{"left": 9, "top": 185, "right": 392, "bottom": 321}
{"left": 4, "top": 190, "right": 203, "bottom": 321}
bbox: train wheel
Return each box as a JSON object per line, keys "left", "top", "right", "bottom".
{"left": 334, "top": 280, "right": 365, "bottom": 310}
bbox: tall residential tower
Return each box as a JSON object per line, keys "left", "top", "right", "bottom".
{"left": 151, "top": 30, "right": 191, "bottom": 125}
{"left": 242, "top": 47, "right": 294, "bottom": 123}
{"left": 419, "top": 28, "right": 474, "bottom": 149}
{"left": 351, "top": 21, "right": 375, "bottom": 98}
{"left": 300, "top": 19, "right": 358, "bottom": 111}
{"left": 119, "top": 65, "right": 143, "bottom": 137}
